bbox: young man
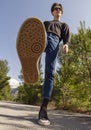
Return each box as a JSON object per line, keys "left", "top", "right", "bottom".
{"left": 17, "top": 2, "right": 70, "bottom": 126}
{"left": 38, "top": 3, "right": 70, "bottom": 125}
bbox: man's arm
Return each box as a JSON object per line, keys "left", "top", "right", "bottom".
{"left": 61, "top": 23, "right": 70, "bottom": 54}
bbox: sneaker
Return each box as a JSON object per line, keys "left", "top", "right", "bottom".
{"left": 38, "top": 107, "right": 50, "bottom": 125}
{"left": 16, "top": 17, "right": 46, "bottom": 84}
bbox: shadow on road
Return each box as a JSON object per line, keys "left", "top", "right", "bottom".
{"left": 0, "top": 102, "right": 91, "bottom": 130}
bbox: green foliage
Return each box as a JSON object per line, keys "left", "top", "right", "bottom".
{"left": 0, "top": 60, "right": 9, "bottom": 76}
{"left": 52, "top": 21, "right": 91, "bottom": 112}
{"left": 0, "top": 60, "right": 12, "bottom": 100}
{"left": 16, "top": 82, "right": 42, "bottom": 105}
{"left": 16, "top": 63, "right": 43, "bottom": 105}
{"left": 0, "top": 77, "right": 10, "bottom": 90}
{"left": 0, "top": 85, "right": 12, "bottom": 100}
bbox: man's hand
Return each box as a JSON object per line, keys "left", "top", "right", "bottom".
{"left": 63, "top": 44, "right": 69, "bottom": 54}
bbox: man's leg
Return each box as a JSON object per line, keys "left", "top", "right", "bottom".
{"left": 38, "top": 33, "right": 59, "bottom": 125}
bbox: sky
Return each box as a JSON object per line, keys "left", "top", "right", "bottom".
{"left": 0, "top": 0, "right": 91, "bottom": 81}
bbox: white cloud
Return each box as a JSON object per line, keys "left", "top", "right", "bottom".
{"left": 9, "top": 78, "right": 20, "bottom": 88}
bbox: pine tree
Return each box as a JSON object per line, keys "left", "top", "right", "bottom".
{"left": 0, "top": 60, "right": 11, "bottom": 100}
{"left": 52, "top": 21, "right": 91, "bottom": 111}
{"left": 16, "top": 63, "right": 43, "bottom": 105}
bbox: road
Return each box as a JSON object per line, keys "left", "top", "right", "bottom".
{"left": 0, "top": 101, "right": 91, "bottom": 130}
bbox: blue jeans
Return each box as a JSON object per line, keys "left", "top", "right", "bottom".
{"left": 43, "top": 32, "right": 60, "bottom": 99}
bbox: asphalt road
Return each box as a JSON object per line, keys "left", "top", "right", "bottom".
{"left": 0, "top": 101, "right": 91, "bottom": 130}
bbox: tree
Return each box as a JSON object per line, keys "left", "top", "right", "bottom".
{"left": 0, "top": 60, "right": 11, "bottom": 100}
{"left": 16, "top": 63, "right": 43, "bottom": 105}
{"left": 52, "top": 21, "right": 91, "bottom": 112}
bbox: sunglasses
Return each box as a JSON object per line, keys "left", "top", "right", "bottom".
{"left": 54, "top": 7, "right": 62, "bottom": 11}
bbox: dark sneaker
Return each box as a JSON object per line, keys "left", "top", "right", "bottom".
{"left": 16, "top": 17, "right": 46, "bottom": 84}
{"left": 38, "top": 107, "right": 50, "bottom": 125}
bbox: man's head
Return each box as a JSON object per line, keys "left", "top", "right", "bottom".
{"left": 51, "top": 3, "right": 63, "bottom": 15}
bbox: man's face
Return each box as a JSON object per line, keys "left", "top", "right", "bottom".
{"left": 52, "top": 6, "right": 62, "bottom": 17}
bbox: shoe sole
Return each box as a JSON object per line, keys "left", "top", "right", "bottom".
{"left": 16, "top": 17, "right": 46, "bottom": 83}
